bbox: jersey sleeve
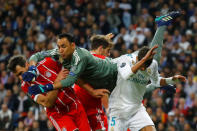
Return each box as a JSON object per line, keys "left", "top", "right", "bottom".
{"left": 149, "top": 60, "right": 162, "bottom": 87}
{"left": 117, "top": 55, "right": 134, "bottom": 80}
{"left": 29, "top": 48, "right": 59, "bottom": 63}
{"left": 60, "top": 51, "right": 88, "bottom": 87}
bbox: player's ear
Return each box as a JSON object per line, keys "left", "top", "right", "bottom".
{"left": 71, "top": 42, "right": 75, "bottom": 48}
{"left": 98, "top": 45, "right": 103, "bottom": 51}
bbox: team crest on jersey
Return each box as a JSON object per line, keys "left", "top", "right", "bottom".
{"left": 45, "top": 71, "right": 52, "bottom": 77}
{"left": 147, "top": 68, "right": 151, "bottom": 74}
{"left": 132, "top": 60, "right": 135, "bottom": 65}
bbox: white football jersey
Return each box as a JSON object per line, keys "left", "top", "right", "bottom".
{"left": 109, "top": 52, "right": 161, "bottom": 118}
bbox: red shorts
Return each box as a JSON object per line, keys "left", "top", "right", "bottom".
{"left": 48, "top": 101, "right": 91, "bottom": 131}
{"left": 88, "top": 109, "right": 108, "bottom": 131}
{"left": 74, "top": 85, "right": 108, "bottom": 131}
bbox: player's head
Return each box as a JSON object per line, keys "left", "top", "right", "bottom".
{"left": 138, "top": 46, "right": 153, "bottom": 71}
{"left": 8, "top": 55, "right": 28, "bottom": 80}
{"left": 57, "top": 33, "right": 76, "bottom": 59}
{"left": 90, "top": 35, "right": 113, "bottom": 57}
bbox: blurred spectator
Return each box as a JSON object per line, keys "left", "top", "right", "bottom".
{"left": 24, "top": 110, "right": 34, "bottom": 127}
{"left": 0, "top": 104, "right": 12, "bottom": 129}
{"left": 157, "top": 122, "right": 165, "bottom": 131}
{"left": 167, "top": 111, "right": 176, "bottom": 127}
{"left": 131, "top": 27, "right": 146, "bottom": 47}
{"left": 172, "top": 29, "right": 182, "bottom": 44}
{"left": 106, "top": 7, "right": 121, "bottom": 34}
{"left": 122, "top": 9, "right": 132, "bottom": 29}
{"left": 99, "top": 14, "right": 110, "bottom": 35}
{"left": 176, "top": 113, "right": 187, "bottom": 131}
{"left": 179, "top": 35, "right": 190, "bottom": 52}
{"left": 32, "top": 120, "right": 40, "bottom": 131}
{"left": 14, "top": 121, "right": 25, "bottom": 131}
{"left": 17, "top": 91, "right": 32, "bottom": 113}
{"left": 0, "top": 83, "right": 7, "bottom": 103}
{"left": 113, "top": 27, "right": 131, "bottom": 48}
{"left": 184, "top": 75, "right": 197, "bottom": 98}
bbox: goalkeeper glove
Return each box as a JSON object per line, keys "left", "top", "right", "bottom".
{"left": 22, "top": 65, "right": 38, "bottom": 82}
{"left": 28, "top": 83, "right": 54, "bottom": 95}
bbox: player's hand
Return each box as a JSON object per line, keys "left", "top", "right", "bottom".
{"left": 22, "top": 65, "right": 38, "bottom": 82}
{"left": 105, "top": 33, "right": 114, "bottom": 39}
{"left": 91, "top": 89, "right": 110, "bottom": 98}
{"left": 55, "top": 69, "right": 69, "bottom": 82}
{"left": 172, "top": 75, "right": 187, "bottom": 83}
{"left": 143, "top": 45, "right": 158, "bottom": 61}
{"left": 28, "top": 83, "right": 54, "bottom": 95}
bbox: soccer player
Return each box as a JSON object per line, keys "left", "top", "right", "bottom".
{"left": 107, "top": 12, "right": 186, "bottom": 131}
{"left": 7, "top": 56, "right": 92, "bottom": 131}
{"left": 25, "top": 12, "right": 181, "bottom": 99}
{"left": 108, "top": 45, "right": 186, "bottom": 131}
{"left": 74, "top": 34, "right": 113, "bottom": 131}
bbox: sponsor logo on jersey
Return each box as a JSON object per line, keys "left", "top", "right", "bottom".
{"left": 120, "top": 62, "right": 126, "bottom": 68}
{"left": 45, "top": 71, "right": 52, "bottom": 77}
{"left": 132, "top": 60, "right": 135, "bottom": 65}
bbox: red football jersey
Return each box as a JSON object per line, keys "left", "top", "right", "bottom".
{"left": 21, "top": 57, "right": 78, "bottom": 115}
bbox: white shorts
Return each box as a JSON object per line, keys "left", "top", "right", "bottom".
{"left": 108, "top": 106, "right": 154, "bottom": 131}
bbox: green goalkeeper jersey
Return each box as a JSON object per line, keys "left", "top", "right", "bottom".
{"left": 29, "top": 47, "right": 118, "bottom": 92}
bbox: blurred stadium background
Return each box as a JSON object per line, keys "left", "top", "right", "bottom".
{"left": 0, "top": 0, "right": 196, "bottom": 131}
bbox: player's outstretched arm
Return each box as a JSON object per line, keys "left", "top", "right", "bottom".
{"left": 160, "top": 75, "right": 186, "bottom": 86}
{"left": 131, "top": 45, "right": 158, "bottom": 74}
{"left": 22, "top": 49, "right": 59, "bottom": 82}
{"left": 29, "top": 48, "right": 59, "bottom": 64}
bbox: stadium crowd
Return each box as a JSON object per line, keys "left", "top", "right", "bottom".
{"left": 0, "top": 0, "right": 196, "bottom": 130}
